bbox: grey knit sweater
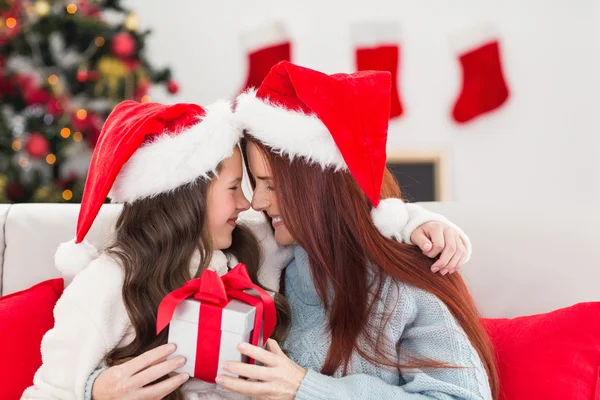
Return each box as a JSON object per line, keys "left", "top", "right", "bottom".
{"left": 284, "top": 246, "right": 493, "bottom": 400}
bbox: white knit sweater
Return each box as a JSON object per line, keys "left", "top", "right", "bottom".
{"left": 21, "top": 217, "right": 292, "bottom": 400}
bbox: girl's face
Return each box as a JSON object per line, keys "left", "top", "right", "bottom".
{"left": 246, "top": 141, "right": 296, "bottom": 246}
{"left": 207, "top": 146, "right": 251, "bottom": 250}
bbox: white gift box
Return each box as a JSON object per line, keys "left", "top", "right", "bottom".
{"left": 168, "top": 289, "right": 273, "bottom": 379}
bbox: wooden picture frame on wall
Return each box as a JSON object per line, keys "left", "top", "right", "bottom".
{"left": 386, "top": 150, "right": 450, "bottom": 202}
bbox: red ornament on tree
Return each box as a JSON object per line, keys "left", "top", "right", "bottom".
{"left": 23, "top": 86, "right": 51, "bottom": 106}
{"left": 47, "top": 98, "right": 64, "bottom": 116}
{"left": 0, "top": 71, "right": 17, "bottom": 97}
{"left": 26, "top": 133, "right": 50, "bottom": 159}
{"left": 0, "top": 8, "right": 22, "bottom": 46}
{"left": 77, "top": 69, "right": 89, "bottom": 82}
{"left": 167, "top": 80, "right": 179, "bottom": 94}
{"left": 6, "top": 182, "right": 26, "bottom": 202}
{"left": 87, "top": 126, "right": 101, "bottom": 148}
{"left": 15, "top": 73, "right": 36, "bottom": 91}
{"left": 111, "top": 32, "right": 136, "bottom": 58}
{"left": 134, "top": 80, "right": 150, "bottom": 100}
{"left": 87, "top": 113, "right": 103, "bottom": 141}
{"left": 72, "top": 113, "right": 91, "bottom": 132}
{"left": 73, "top": 112, "right": 102, "bottom": 141}
{"left": 78, "top": 0, "right": 102, "bottom": 17}
{"left": 123, "top": 59, "right": 141, "bottom": 71}
{"left": 56, "top": 173, "right": 79, "bottom": 190}
{"left": 16, "top": 74, "right": 48, "bottom": 105}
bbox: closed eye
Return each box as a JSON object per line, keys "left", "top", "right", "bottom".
{"left": 229, "top": 178, "right": 242, "bottom": 191}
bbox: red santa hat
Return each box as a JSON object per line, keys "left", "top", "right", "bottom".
{"left": 235, "top": 61, "right": 410, "bottom": 239}
{"left": 55, "top": 100, "right": 241, "bottom": 278}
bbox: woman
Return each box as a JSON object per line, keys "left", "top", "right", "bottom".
{"left": 214, "top": 62, "right": 498, "bottom": 399}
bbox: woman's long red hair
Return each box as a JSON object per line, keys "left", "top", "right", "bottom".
{"left": 243, "top": 137, "right": 499, "bottom": 399}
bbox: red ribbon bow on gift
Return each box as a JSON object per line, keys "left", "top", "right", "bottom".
{"left": 156, "top": 264, "right": 276, "bottom": 383}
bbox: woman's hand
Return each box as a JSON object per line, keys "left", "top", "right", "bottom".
{"left": 216, "top": 339, "right": 306, "bottom": 400}
{"left": 92, "top": 343, "right": 190, "bottom": 400}
{"left": 410, "top": 222, "right": 469, "bottom": 275}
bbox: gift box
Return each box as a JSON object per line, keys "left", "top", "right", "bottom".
{"left": 156, "top": 264, "right": 276, "bottom": 383}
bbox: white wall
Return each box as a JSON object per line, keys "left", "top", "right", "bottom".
{"left": 593, "top": 0, "right": 600, "bottom": 202}
{"left": 125, "top": 0, "right": 600, "bottom": 203}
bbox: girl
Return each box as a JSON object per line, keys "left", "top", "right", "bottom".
{"left": 22, "top": 100, "right": 292, "bottom": 400}
{"left": 215, "top": 62, "right": 498, "bottom": 399}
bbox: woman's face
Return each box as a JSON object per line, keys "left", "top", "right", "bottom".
{"left": 207, "top": 146, "right": 251, "bottom": 250}
{"left": 246, "top": 142, "right": 296, "bottom": 246}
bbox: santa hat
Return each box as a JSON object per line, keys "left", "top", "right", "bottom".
{"left": 56, "top": 100, "right": 241, "bottom": 278}
{"left": 235, "top": 61, "right": 410, "bottom": 239}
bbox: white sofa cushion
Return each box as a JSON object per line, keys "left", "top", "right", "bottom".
{"left": 423, "top": 201, "right": 600, "bottom": 318}
{"left": 2, "top": 204, "right": 121, "bottom": 296}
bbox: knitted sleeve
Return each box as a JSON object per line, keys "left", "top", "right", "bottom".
{"left": 294, "top": 283, "right": 491, "bottom": 400}
{"left": 83, "top": 368, "right": 106, "bottom": 400}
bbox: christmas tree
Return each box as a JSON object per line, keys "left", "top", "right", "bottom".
{"left": 0, "top": 0, "right": 178, "bottom": 203}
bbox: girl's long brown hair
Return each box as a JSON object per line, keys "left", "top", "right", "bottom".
{"left": 104, "top": 175, "right": 290, "bottom": 400}
{"left": 243, "top": 136, "right": 499, "bottom": 399}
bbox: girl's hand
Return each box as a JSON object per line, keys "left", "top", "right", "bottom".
{"left": 216, "top": 339, "right": 306, "bottom": 400}
{"left": 92, "top": 343, "right": 189, "bottom": 400}
{"left": 410, "top": 222, "right": 469, "bottom": 275}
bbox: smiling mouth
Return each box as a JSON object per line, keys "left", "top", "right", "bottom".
{"left": 271, "top": 216, "right": 284, "bottom": 227}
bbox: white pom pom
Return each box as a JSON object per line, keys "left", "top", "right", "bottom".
{"left": 371, "top": 198, "right": 409, "bottom": 239}
{"left": 54, "top": 239, "right": 99, "bottom": 279}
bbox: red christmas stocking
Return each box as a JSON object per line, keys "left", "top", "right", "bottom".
{"left": 352, "top": 21, "right": 403, "bottom": 119}
{"left": 239, "top": 22, "right": 291, "bottom": 93}
{"left": 451, "top": 25, "right": 510, "bottom": 123}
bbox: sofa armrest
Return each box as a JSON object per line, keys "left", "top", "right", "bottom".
{"left": 0, "top": 204, "right": 12, "bottom": 296}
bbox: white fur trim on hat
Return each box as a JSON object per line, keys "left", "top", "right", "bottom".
{"left": 371, "top": 198, "right": 409, "bottom": 240}
{"left": 108, "top": 100, "right": 242, "bottom": 203}
{"left": 240, "top": 21, "right": 290, "bottom": 53}
{"left": 235, "top": 89, "right": 348, "bottom": 171}
{"left": 55, "top": 239, "right": 100, "bottom": 279}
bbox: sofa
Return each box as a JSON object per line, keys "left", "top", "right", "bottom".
{"left": 1, "top": 201, "right": 598, "bottom": 318}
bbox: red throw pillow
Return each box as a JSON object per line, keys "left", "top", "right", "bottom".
{"left": 0, "top": 278, "right": 64, "bottom": 400}
{"left": 483, "top": 302, "right": 600, "bottom": 400}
